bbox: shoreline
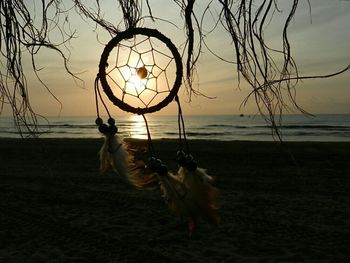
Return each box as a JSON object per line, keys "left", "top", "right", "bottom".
{"left": 2, "top": 136, "right": 350, "bottom": 142}
{"left": 2, "top": 113, "right": 350, "bottom": 142}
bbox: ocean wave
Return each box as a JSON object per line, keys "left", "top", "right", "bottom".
{"left": 207, "top": 124, "right": 350, "bottom": 130}
{"left": 206, "top": 124, "right": 251, "bottom": 129}
{"left": 20, "top": 123, "right": 97, "bottom": 129}
{"left": 279, "top": 125, "right": 350, "bottom": 130}
{"left": 169, "top": 131, "right": 236, "bottom": 137}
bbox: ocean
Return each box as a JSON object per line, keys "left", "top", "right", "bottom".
{"left": 1, "top": 114, "right": 350, "bottom": 141}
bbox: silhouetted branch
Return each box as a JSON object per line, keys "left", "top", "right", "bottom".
{"left": 0, "top": 0, "right": 79, "bottom": 136}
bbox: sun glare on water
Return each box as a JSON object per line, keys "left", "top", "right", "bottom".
{"left": 129, "top": 114, "right": 147, "bottom": 139}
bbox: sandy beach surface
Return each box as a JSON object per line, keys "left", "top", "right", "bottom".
{"left": 0, "top": 138, "right": 349, "bottom": 262}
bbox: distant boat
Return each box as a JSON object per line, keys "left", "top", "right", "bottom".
{"left": 239, "top": 114, "right": 244, "bottom": 117}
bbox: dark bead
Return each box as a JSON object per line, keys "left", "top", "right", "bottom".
{"left": 148, "top": 157, "right": 156, "bottom": 164}
{"left": 98, "top": 124, "right": 109, "bottom": 134}
{"left": 186, "top": 154, "right": 194, "bottom": 163}
{"left": 148, "top": 158, "right": 166, "bottom": 174}
{"left": 177, "top": 156, "right": 186, "bottom": 166}
{"left": 95, "top": 117, "right": 103, "bottom": 126}
{"left": 187, "top": 160, "right": 197, "bottom": 171}
{"left": 157, "top": 164, "right": 168, "bottom": 176}
{"left": 177, "top": 150, "right": 185, "bottom": 158}
{"left": 109, "top": 125, "right": 118, "bottom": 134}
{"left": 177, "top": 150, "right": 186, "bottom": 166}
{"left": 148, "top": 157, "right": 158, "bottom": 170}
{"left": 107, "top": 117, "right": 115, "bottom": 125}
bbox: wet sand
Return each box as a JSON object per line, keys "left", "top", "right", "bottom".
{"left": 0, "top": 138, "right": 349, "bottom": 262}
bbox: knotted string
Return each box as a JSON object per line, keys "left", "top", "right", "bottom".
{"left": 94, "top": 75, "right": 112, "bottom": 119}
{"left": 175, "top": 95, "right": 189, "bottom": 155}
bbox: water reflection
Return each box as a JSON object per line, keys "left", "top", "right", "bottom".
{"left": 129, "top": 115, "right": 147, "bottom": 139}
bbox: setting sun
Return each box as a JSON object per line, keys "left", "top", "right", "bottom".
{"left": 127, "top": 71, "right": 147, "bottom": 95}
{"left": 117, "top": 65, "right": 148, "bottom": 96}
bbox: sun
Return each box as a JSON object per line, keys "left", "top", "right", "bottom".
{"left": 129, "top": 67, "right": 148, "bottom": 95}
{"left": 118, "top": 65, "right": 148, "bottom": 96}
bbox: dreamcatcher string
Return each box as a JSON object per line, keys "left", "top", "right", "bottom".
{"left": 175, "top": 95, "right": 189, "bottom": 154}
{"left": 94, "top": 75, "right": 112, "bottom": 119}
{"left": 141, "top": 114, "right": 156, "bottom": 157}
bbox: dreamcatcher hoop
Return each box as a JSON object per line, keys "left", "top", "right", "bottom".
{"left": 98, "top": 27, "right": 183, "bottom": 115}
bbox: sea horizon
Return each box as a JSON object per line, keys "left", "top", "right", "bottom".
{"left": 1, "top": 113, "right": 350, "bottom": 142}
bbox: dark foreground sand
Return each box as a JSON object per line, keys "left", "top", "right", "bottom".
{"left": 0, "top": 138, "right": 349, "bottom": 262}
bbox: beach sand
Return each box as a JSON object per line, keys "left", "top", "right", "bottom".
{"left": 0, "top": 138, "right": 349, "bottom": 262}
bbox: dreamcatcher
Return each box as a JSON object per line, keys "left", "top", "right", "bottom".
{"left": 94, "top": 27, "right": 220, "bottom": 234}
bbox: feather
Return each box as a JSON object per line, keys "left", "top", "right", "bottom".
{"left": 158, "top": 172, "right": 191, "bottom": 216}
{"left": 127, "top": 167, "right": 159, "bottom": 190}
{"left": 99, "top": 134, "right": 128, "bottom": 180}
{"left": 99, "top": 135, "right": 112, "bottom": 176}
{"left": 178, "top": 166, "right": 220, "bottom": 225}
{"left": 158, "top": 172, "right": 201, "bottom": 235}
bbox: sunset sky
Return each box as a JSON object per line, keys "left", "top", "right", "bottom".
{"left": 2, "top": 0, "right": 350, "bottom": 117}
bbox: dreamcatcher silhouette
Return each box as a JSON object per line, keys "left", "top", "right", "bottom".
{"left": 97, "top": 28, "right": 182, "bottom": 115}
{"left": 94, "top": 27, "right": 219, "bottom": 234}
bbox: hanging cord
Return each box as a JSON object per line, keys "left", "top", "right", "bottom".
{"left": 141, "top": 113, "right": 171, "bottom": 179}
{"left": 94, "top": 77, "right": 101, "bottom": 118}
{"left": 141, "top": 114, "right": 156, "bottom": 157}
{"left": 177, "top": 102, "right": 183, "bottom": 152}
{"left": 94, "top": 75, "right": 118, "bottom": 138}
{"left": 175, "top": 95, "right": 197, "bottom": 171}
{"left": 94, "top": 75, "right": 112, "bottom": 119}
{"left": 175, "top": 95, "right": 189, "bottom": 154}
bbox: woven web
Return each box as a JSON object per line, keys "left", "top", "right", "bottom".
{"left": 105, "top": 35, "right": 177, "bottom": 109}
